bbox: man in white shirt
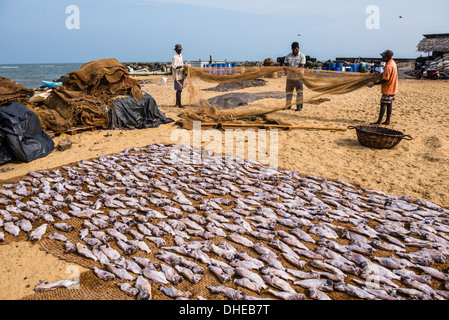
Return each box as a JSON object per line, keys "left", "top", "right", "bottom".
{"left": 284, "top": 42, "right": 306, "bottom": 111}
{"left": 172, "top": 44, "right": 184, "bottom": 108}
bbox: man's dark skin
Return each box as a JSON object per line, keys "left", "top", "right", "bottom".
{"left": 367, "top": 54, "right": 391, "bottom": 125}
{"left": 175, "top": 46, "right": 183, "bottom": 108}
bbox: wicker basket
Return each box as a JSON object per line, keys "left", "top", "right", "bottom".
{"left": 348, "top": 125, "right": 412, "bottom": 149}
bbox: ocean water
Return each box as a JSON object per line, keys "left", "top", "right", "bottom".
{"left": 0, "top": 63, "right": 84, "bottom": 89}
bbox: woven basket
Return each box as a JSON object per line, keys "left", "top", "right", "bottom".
{"left": 348, "top": 125, "right": 412, "bottom": 149}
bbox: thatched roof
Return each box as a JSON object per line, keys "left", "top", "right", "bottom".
{"left": 417, "top": 33, "right": 449, "bottom": 53}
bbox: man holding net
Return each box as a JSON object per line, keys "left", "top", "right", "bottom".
{"left": 284, "top": 42, "right": 306, "bottom": 111}
{"left": 172, "top": 44, "right": 184, "bottom": 108}
{"left": 366, "top": 50, "right": 398, "bottom": 125}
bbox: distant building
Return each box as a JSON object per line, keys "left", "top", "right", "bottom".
{"left": 417, "top": 33, "right": 449, "bottom": 58}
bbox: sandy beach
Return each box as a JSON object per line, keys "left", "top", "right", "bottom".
{"left": 1, "top": 73, "right": 448, "bottom": 300}
{"left": 2, "top": 74, "right": 449, "bottom": 207}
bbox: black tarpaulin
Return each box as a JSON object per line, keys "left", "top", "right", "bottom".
{"left": 0, "top": 101, "right": 54, "bottom": 164}
{"left": 109, "top": 92, "right": 174, "bottom": 130}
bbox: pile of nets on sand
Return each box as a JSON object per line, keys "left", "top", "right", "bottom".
{"left": 33, "top": 58, "right": 144, "bottom": 133}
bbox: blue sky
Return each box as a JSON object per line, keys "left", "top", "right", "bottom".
{"left": 0, "top": 0, "right": 448, "bottom": 64}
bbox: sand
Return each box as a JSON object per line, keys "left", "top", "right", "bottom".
{"left": 0, "top": 73, "right": 448, "bottom": 300}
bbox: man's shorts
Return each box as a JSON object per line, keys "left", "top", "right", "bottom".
{"left": 381, "top": 94, "right": 395, "bottom": 104}
{"left": 174, "top": 79, "right": 184, "bottom": 91}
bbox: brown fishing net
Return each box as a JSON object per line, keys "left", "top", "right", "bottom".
{"left": 0, "top": 76, "right": 34, "bottom": 106}
{"left": 180, "top": 66, "right": 381, "bottom": 123}
{"left": 31, "top": 58, "right": 144, "bottom": 133}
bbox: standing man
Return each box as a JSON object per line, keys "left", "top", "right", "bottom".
{"left": 367, "top": 50, "right": 398, "bottom": 125}
{"left": 284, "top": 42, "right": 306, "bottom": 111}
{"left": 172, "top": 44, "right": 184, "bottom": 108}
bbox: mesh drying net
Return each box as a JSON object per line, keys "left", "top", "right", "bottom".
{"left": 179, "top": 65, "right": 381, "bottom": 123}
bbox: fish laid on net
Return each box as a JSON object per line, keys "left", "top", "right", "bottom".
{"left": 2, "top": 143, "right": 449, "bottom": 301}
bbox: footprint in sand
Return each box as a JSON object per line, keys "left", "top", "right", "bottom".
{"left": 424, "top": 135, "right": 442, "bottom": 149}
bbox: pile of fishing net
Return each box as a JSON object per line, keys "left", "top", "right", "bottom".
{"left": 27, "top": 58, "right": 150, "bottom": 133}
{"left": 0, "top": 76, "right": 34, "bottom": 106}
{"left": 179, "top": 66, "right": 381, "bottom": 125}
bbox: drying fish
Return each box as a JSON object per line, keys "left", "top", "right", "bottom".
{"left": 282, "top": 252, "right": 306, "bottom": 269}
{"left": 90, "top": 246, "right": 109, "bottom": 265}
{"left": 309, "top": 223, "right": 339, "bottom": 239}
{"left": 178, "top": 257, "right": 204, "bottom": 275}
{"left": 175, "top": 265, "right": 202, "bottom": 284}
{"left": 16, "top": 219, "right": 33, "bottom": 232}
{"left": 292, "top": 248, "right": 323, "bottom": 260}
{"left": 30, "top": 224, "right": 47, "bottom": 241}
{"left": 227, "top": 233, "right": 254, "bottom": 247}
{"left": 93, "top": 266, "right": 115, "bottom": 281}
{"left": 247, "top": 230, "right": 276, "bottom": 241}
{"left": 324, "top": 259, "right": 359, "bottom": 276}
{"left": 106, "top": 229, "right": 129, "bottom": 242}
{"left": 360, "top": 261, "right": 401, "bottom": 281}
{"left": 294, "top": 278, "right": 334, "bottom": 292}
{"left": 91, "top": 230, "right": 113, "bottom": 243}
{"left": 234, "top": 277, "right": 263, "bottom": 294}
{"left": 372, "top": 241, "right": 406, "bottom": 253}
{"left": 173, "top": 190, "right": 192, "bottom": 205}
{"left": 117, "top": 282, "right": 139, "bottom": 297}
{"left": 334, "top": 282, "right": 376, "bottom": 300}
{"left": 74, "top": 242, "right": 98, "bottom": 261}
{"left": 4, "top": 222, "right": 20, "bottom": 237}
{"left": 262, "top": 274, "right": 296, "bottom": 293}
{"left": 350, "top": 224, "right": 379, "bottom": 239}
{"left": 127, "top": 239, "right": 151, "bottom": 254}
{"left": 308, "top": 288, "right": 332, "bottom": 300}
{"left": 257, "top": 254, "right": 283, "bottom": 270}
{"left": 123, "top": 259, "right": 142, "bottom": 274}
{"left": 277, "top": 231, "right": 309, "bottom": 250}
{"left": 207, "top": 286, "right": 246, "bottom": 300}
{"left": 415, "top": 265, "right": 449, "bottom": 281}
{"left": 159, "top": 285, "right": 192, "bottom": 299}
{"left": 107, "top": 264, "right": 135, "bottom": 281}
{"left": 211, "top": 244, "right": 236, "bottom": 261}
{"left": 99, "top": 243, "right": 121, "bottom": 260}
{"left": 372, "top": 256, "right": 406, "bottom": 270}
{"left": 83, "top": 237, "right": 103, "bottom": 247}
{"left": 268, "top": 239, "right": 297, "bottom": 256}
{"left": 401, "top": 277, "right": 440, "bottom": 299}
{"left": 35, "top": 280, "right": 79, "bottom": 292}
{"left": 210, "top": 258, "right": 234, "bottom": 276}
{"left": 291, "top": 228, "right": 316, "bottom": 244}
{"left": 160, "top": 264, "right": 183, "bottom": 285}
{"left": 252, "top": 243, "right": 277, "bottom": 258}
{"left": 48, "top": 232, "right": 68, "bottom": 242}
{"left": 117, "top": 240, "right": 138, "bottom": 255}
{"left": 394, "top": 287, "right": 433, "bottom": 300}
{"left": 309, "top": 260, "right": 346, "bottom": 279}
{"left": 235, "top": 268, "right": 265, "bottom": 288}
{"left": 141, "top": 266, "right": 170, "bottom": 284}
{"left": 135, "top": 276, "right": 152, "bottom": 300}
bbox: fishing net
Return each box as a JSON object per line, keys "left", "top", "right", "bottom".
{"left": 0, "top": 76, "right": 34, "bottom": 106}
{"left": 179, "top": 66, "right": 381, "bottom": 123}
